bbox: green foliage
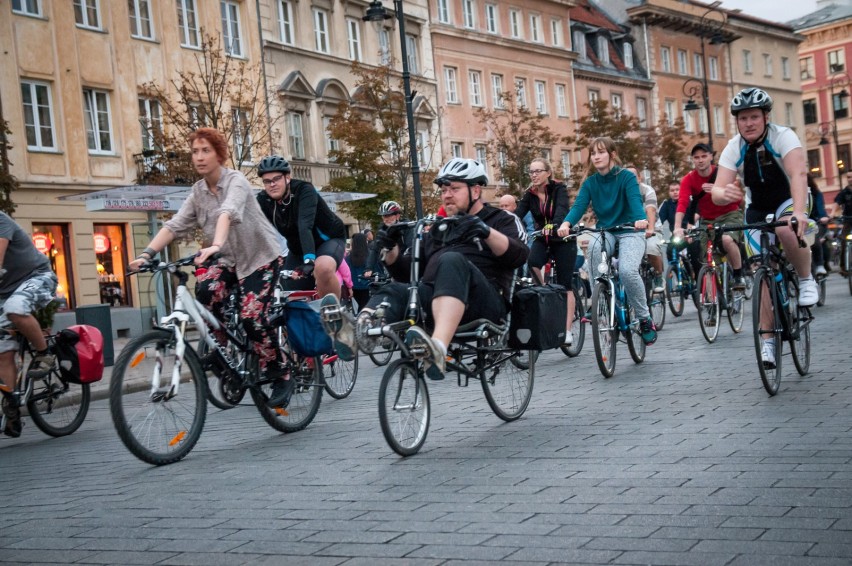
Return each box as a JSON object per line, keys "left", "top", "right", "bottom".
{"left": 33, "top": 300, "right": 60, "bottom": 330}
{"left": 0, "top": 117, "right": 18, "bottom": 216}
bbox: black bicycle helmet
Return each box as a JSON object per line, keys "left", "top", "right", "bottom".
{"left": 434, "top": 158, "right": 488, "bottom": 187}
{"left": 730, "top": 87, "right": 773, "bottom": 116}
{"left": 257, "top": 155, "right": 291, "bottom": 175}
{"left": 378, "top": 200, "right": 402, "bottom": 216}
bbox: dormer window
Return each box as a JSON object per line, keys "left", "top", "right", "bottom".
{"left": 573, "top": 30, "right": 586, "bottom": 59}
{"left": 598, "top": 36, "right": 609, "bottom": 65}
{"left": 624, "top": 42, "right": 633, "bottom": 69}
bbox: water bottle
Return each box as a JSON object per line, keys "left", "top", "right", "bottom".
{"left": 775, "top": 272, "right": 788, "bottom": 307}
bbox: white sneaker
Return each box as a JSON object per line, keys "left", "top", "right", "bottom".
{"left": 761, "top": 339, "right": 776, "bottom": 369}
{"left": 564, "top": 331, "right": 573, "bottom": 346}
{"left": 653, "top": 275, "right": 664, "bottom": 294}
{"left": 798, "top": 277, "right": 819, "bottom": 307}
{"left": 814, "top": 265, "right": 827, "bottom": 277}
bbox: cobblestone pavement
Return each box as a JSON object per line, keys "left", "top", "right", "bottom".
{"left": 2, "top": 276, "right": 851, "bottom": 565}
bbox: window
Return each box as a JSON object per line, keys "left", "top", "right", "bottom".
{"left": 800, "top": 56, "right": 814, "bottom": 80}
{"left": 598, "top": 36, "right": 610, "bottom": 65}
{"left": 278, "top": 0, "right": 294, "bottom": 45}
{"left": 189, "top": 102, "right": 208, "bottom": 129}
{"left": 82, "top": 88, "right": 113, "bottom": 154}
{"left": 515, "top": 78, "right": 527, "bottom": 108}
{"left": 530, "top": 14, "right": 541, "bottom": 43}
{"left": 232, "top": 108, "right": 251, "bottom": 162}
{"left": 32, "top": 224, "right": 75, "bottom": 310}
{"left": 785, "top": 102, "right": 794, "bottom": 126}
{"left": 677, "top": 49, "right": 688, "bottom": 75}
{"left": 664, "top": 99, "right": 675, "bottom": 126}
{"left": 405, "top": 34, "right": 419, "bottom": 75}
{"left": 463, "top": 0, "right": 475, "bottom": 29}
{"left": 660, "top": 46, "right": 671, "bottom": 73}
{"left": 588, "top": 89, "right": 599, "bottom": 103}
{"left": 573, "top": 30, "right": 587, "bottom": 59}
{"left": 636, "top": 96, "right": 647, "bottom": 128}
{"left": 486, "top": 4, "right": 498, "bottom": 33}
{"left": 491, "top": 74, "right": 504, "bottom": 108}
{"left": 221, "top": 1, "right": 243, "bottom": 57}
{"left": 379, "top": 28, "right": 391, "bottom": 65}
{"left": 469, "top": 71, "right": 483, "bottom": 107}
{"left": 417, "top": 129, "right": 430, "bottom": 166}
{"left": 346, "top": 18, "right": 362, "bottom": 61}
{"left": 178, "top": 0, "right": 200, "bottom": 48}
{"left": 743, "top": 49, "right": 752, "bottom": 74}
{"left": 828, "top": 49, "right": 845, "bottom": 73}
{"left": 510, "top": 10, "right": 521, "bottom": 39}
{"left": 535, "top": 80, "right": 547, "bottom": 114}
{"left": 74, "top": 0, "right": 101, "bottom": 29}
{"left": 129, "top": 0, "right": 154, "bottom": 39}
{"left": 475, "top": 145, "right": 488, "bottom": 176}
{"left": 138, "top": 97, "right": 162, "bottom": 151}
{"left": 683, "top": 103, "right": 694, "bottom": 132}
{"left": 693, "top": 53, "right": 703, "bottom": 78}
{"left": 551, "top": 20, "right": 562, "bottom": 46}
{"left": 709, "top": 56, "right": 719, "bottom": 81}
{"left": 437, "top": 0, "right": 451, "bottom": 24}
{"left": 323, "top": 116, "right": 339, "bottom": 158}
{"left": 713, "top": 104, "right": 724, "bottom": 135}
{"left": 561, "top": 150, "right": 571, "bottom": 178}
{"left": 834, "top": 91, "right": 849, "bottom": 119}
{"left": 94, "top": 224, "right": 130, "bottom": 308}
{"left": 624, "top": 43, "right": 633, "bottom": 69}
{"left": 807, "top": 149, "right": 822, "bottom": 177}
{"left": 556, "top": 84, "right": 568, "bottom": 117}
{"left": 803, "top": 99, "right": 817, "bottom": 124}
{"left": 445, "top": 67, "right": 459, "bottom": 103}
{"left": 21, "top": 81, "right": 55, "bottom": 151}
{"left": 611, "top": 93, "right": 622, "bottom": 117}
{"left": 451, "top": 142, "right": 463, "bottom": 158}
{"left": 12, "top": 0, "right": 42, "bottom": 17}
{"left": 763, "top": 53, "right": 773, "bottom": 77}
{"left": 287, "top": 112, "right": 305, "bottom": 159}
{"left": 313, "top": 8, "right": 329, "bottom": 54}
{"left": 698, "top": 107, "right": 708, "bottom": 133}
{"left": 781, "top": 57, "right": 790, "bottom": 80}
{"left": 838, "top": 145, "right": 850, "bottom": 176}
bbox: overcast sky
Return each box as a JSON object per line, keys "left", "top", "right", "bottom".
{"left": 719, "top": 0, "right": 819, "bottom": 23}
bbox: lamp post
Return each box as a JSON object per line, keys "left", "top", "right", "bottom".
{"left": 828, "top": 72, "right": 850, "bottom": 190}
{"left": 683, "top": 4, "right": 727, "bottom": 153}
{"left": 363, "top": 0, "right": 424, "bottom": 219}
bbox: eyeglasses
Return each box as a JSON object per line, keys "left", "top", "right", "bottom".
{"left": 437, "top": 186, "right": 465, "bottom": 195}
{"left": 528, "top": 169, "right": 547, "bottom": 175}
{"left": 261, "top": 174, "right": 286, "bottom": 186}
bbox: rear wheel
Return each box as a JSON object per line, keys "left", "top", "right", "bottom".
{"left": 590, "top": 281, "right": 616, "bottom": 378}
{"left": 481, "top": 349, "right": 534, "bottom": 421}
{"left": 367, "top": 339, "right": 396, "bottom": 367}
{"left": 560, "top": 289, "right": 586, "bottom": 358}
{"left": 322, "top": 353, "right": 358, "bottom": 399}
{"left": 378, "top": 359, "right": 430, "bottom": 456}
{"left": 697, "top": 266, "right": 720, "bottom": 344}
{"left": 109, "top": 330, "right": 206, "bottom": 466}
{"left": 197, "top": 340, "right": 246, "bottom": 410}
{"left": 753, "top": 267, "right": 783, "bottom": 396}
{"left": 26, "top": 365, "right": 90, "bottom": 437}
{"left": 725, "top": 269, "right": 746, "bottom": 334}
{"left": 625, "top": 305, "right": 646, "bottom": 364}
{"left": 816, "top": 275, "right": 827, "bottom": 307}
{"left": 648, "top": 288, "right": 666, "bottom": 331}
{"left": 665, "top": 264, "right": 685, "bottom": 317}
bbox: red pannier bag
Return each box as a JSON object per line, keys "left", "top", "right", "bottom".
{"left": 54, "top": 324, "right": 105, "bottom": 384}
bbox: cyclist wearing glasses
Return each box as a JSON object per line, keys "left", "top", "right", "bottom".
{"left": 321, "top": 157, "right": 529, "bottom": 380}
{"left": 129, "top": 128, "right": 294, "bottom": 408}
{"left": 0, "top": 212, "right": 59, "bottom": 437}
{"left": 256, "top": 155, "right": 347, "bottom": 299}
{"left": 557, "top": 136, "right": 657, "bottom": 345}
{"left": 514, "top": 158, "right": 576, "bottom": 345}
{"left": 711, "top": 87, "right": 817, "bottom": 365}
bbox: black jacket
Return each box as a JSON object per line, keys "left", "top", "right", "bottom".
{"left": 515, "top": 179, "right": 571, "bottom": 230}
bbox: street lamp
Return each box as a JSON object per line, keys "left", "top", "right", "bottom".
{"left": 363, "top": 0, "right": 424, "bottom": 219}
{"left": 828, "top": 71, "right": 850, "bottom": 189}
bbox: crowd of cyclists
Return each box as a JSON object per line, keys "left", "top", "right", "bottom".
{"left": 3, "top": 85, "right": 851, "bottom": 438}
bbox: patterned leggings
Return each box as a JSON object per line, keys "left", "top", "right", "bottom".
{"left": 195, "top": 258, "right": 282, "bottom": 372}
{"left": 587, "top": 231, "right": 650, "bottom": 320}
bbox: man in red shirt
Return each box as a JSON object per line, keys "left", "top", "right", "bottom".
{"left": 674, "top": 143, "right": 746, "bottom": 288}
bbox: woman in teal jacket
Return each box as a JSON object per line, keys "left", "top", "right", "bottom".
{"left": 557, "top": 137, "right": 657, "bottom": 345}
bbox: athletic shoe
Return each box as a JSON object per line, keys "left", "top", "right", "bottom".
{"left": 798, "top": 277, "right": 819, "bottom": 307}
{"left": 1, "top": 395, "right": 22, "bottom": 438}
{"left": 564, "top": 332, "right": 573, "bottom": 346}
{"left": 732, "top": 276, "right": 747, "bottom": 291}
{"left": 653, "top": 275, "right": 664, "bottom": 294}
{"left": 404, "top": 326, "right": 445, "bottom": 380}
{"left": 814, "top": 265, "right": 827, "bottom": 277}
{"left": 639, "top": 317, "right": 657, "bottom": 345}
{"left": 266, "top": 377, "right": 295, "bottom": 408}
{"left": 320, "top": 294, "right": 357, "bottom": 361}
{"left": 761, "top": 339, "right": 776, "bottom": 369}
{"left": 27, "top": 352, "right": 56, "bottom": 379}
{"left": 355, "top": 312, "right": 380, "bottom": 353}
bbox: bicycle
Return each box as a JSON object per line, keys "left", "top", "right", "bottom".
{"left": 662, "top": 237, "right": 699, "bottom": 317}
{"left": 109, "top": 255, "right": 323, "bottom": 465}
{"left": 688, "top": 224, "right": 747, "bottom": 343}
{"left": 726, "top": 217, "right": 813, "bottom": 395}
{"left": 362, "top": 274, "right": 399, "bottom": 367}
{"left": 573, "top": 225, "right": 648, "bottom": 378}
{"left": 356, "top": 216, "right": 535, "bottom": 456}
{"left": 0, "top": 323, "right": 92, "bottom": 438}
{"left": 639, "top": 255, "right": 666, "bottom": 331}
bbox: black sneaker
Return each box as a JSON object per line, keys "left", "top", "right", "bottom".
{"left": 639, "top": 317, "right": 658, "bottom": 345}
{"left": 732, "top": 276, "right": 746, "bottom": 291}
{"left": 1, "top": 395, "right": 22, "bottom": 438}
{"left": 27, "top": 352, "right": 56, "bottom": 380}
{"left": 267, "top": 377, "right": 295, "bottom": 408}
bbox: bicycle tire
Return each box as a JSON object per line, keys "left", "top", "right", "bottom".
{"left": 560, "top": 289, "right": 586, "bottom": 357}
{"left": 847, "top": 245, "right": 852, "bottom": 295}
{"left": 378, "top": 359, "right": 430, "bottom": 456}
{"left": 510, "top": 349, "right": 538, "bottom": 370}
{"left": 665, "top": 264, "right": 685, "bottom": 317}
{"left": 725, "top": 268, "right": 746, "bottom": 334}
{"left": 590, "top": 281, "right": 616, "bottom": 378}
{"left": 323, "top": 352, "right": 358, "bottom": 399}
{"left": 109, "top": 330, "right": 207, "bottom": 465}
{"left": 753, "top": 267, "right": 783, "bottom": 396}
{"left": 648, "top": 288, "right": 666, "bottom": 331}
{"left": 816, "top": 275, "right": 826, "bottom": 307}
{"left": 697, "top": 266, "right": 720, "bottom": 344}
{"left": 251, "top": 350, "right": 323, "bottom": 433}
{"left": 367, "top": 340, "right": 396, "bottom": 366}
{"left": 788, "top": 278, "right": 811, "bottom": 376}
{"left": 481, "top": 348, "right": 535, "bottom": 421}
{"left": 196, "top": 340, "right": 246, "bottom": 410}
{"left": 625, "top": 305, "right": 646, "bottom": 364}
{"left": 26, "top": 366, "right": 90, "bottom": 437}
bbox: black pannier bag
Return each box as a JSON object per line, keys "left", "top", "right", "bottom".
{"left": 508, "top": 284, "right": 567, "bottom": 351}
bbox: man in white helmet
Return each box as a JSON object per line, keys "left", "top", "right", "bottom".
{"left": 320, "top": 158, "right": 529, "bottom": 380}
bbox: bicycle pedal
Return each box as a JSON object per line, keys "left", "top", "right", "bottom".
{"left": 321, "top": 305, "right": 343, "bottom": 321}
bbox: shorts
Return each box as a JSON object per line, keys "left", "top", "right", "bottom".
{"left": 700, "top": 209, "right": 744, "bottom": 245}
{"left": 745, "top": 197, "right": 816, "bottom": 257}
{"left": 0, "top": 271, "right": 58, "bottom": 354}
{"left": 645, "top": 232, "right": 664, "bottom": 257}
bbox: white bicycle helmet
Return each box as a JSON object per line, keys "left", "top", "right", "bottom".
{"left": 730, "top": 87, "right": 773, "bottom": 116}
{"left": 378, "top": 200, "right": 402, "bottom": 216}
{"left": 435, "top": 158, "right": 488, "bottom": 187}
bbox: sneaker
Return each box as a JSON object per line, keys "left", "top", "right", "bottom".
{"left": 404, "top": 326, "right": 445, "bottom": 381}
{"left": 1, "top": 395, "right": 22, "bottom": 438}
{"left": 355, "top": 312, "right": 380, "bottom": 353}
{"left": 653, "top": 275, "right": 664, "bottom": 294}
{"left": 814, "top": 265, "right": 827, "bottom": 277}
{"left": 798, "top": 277, "right": 819, "bottom": 307}
{"left": 266, "top": 377, "right": 295, "bottom": 408}
{"left": 320, "top": 294, "right": 357, "bottom": 361}
{"left": 27, "top": 352, "right": 56, "bottom": 380}
{"left": 639, "top": 317, "right": 657, "bottom": 345}
{"left": 732, "top": 276, "right": 747, "bottom": 291}
{"left": 761, "top": 339, "right": 776, "bottom": 369}
{"left": 564, "top": 331, "right": 574, "bottom": 346}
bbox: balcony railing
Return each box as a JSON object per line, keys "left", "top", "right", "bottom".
{"left": 133, "top": 150, "right": 194, "bottom": 186}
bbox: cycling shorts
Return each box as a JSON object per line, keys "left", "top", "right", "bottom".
{"left": 744, "top": 196, "right": 816, "bottom": 258}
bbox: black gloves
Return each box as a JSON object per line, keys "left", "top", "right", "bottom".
{"left": 376, "top": 222, "right": 406, "bottom": 251}
{"left": 454, "top": 214, "right": 492, "bottom": 242}
{"left": 298, "top": 258, "right": 315, "bottom": 277}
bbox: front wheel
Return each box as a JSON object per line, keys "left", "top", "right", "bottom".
{"left": 590, "top": 281, "right": 616, "bottom": 378}
{"left": 725, "top": 269, "right": 746, "bottom": 334}
{"left": 816, "top": 275, "right": 827, "bottom": 307}
{"left": 665, "top": 265, "right": 685, "bottom": 317}
{"left": 109, "top": 330, "right": 207, "bottom": 466}
{"left": 322, "top": 353, "right": 358, "bottom": 399}
{"left": 481, "top": 349, "right": 535, "bottom": 421}
{"left": 697, "top": 266, "right": 720, "bottom": 344}
{"left": 753, "top": 268, "right": 783, "bottom": 396}
{"left": 378, "top": 359, "right": 430, "bottom": 456}
{"left": 27, "top": 370, "right": 90, "bottom": 437}
{"left": 648, "top": 288, "right": 666, "bottom": 331}
{"left": 560, "top": 289, "right": 586, "bottom": 358}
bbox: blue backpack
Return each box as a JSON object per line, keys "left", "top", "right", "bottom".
{"left": 282, "top": 300, "right": 334, "bottom": 357}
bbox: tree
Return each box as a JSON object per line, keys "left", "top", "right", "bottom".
{"left": 0, "top": 108, "right": 18, "bottom": 216}
{"left": 476, "top": 91, "right": 559, "bottom": 195}
{"left": 139, "top": 32, "right": 278, "bottom": 185}
{"left": 325, "top": 62, "right": 440, "bottom": 225}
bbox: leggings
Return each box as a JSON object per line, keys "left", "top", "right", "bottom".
{"left": 587, "top": 231, "right": 650, "bottom": 320}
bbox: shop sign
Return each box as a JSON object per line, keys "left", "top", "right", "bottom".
{"left": 93, "top": 233, "right": 110, "bottom": 254}
{"left": 32, "top": 233, "right": 51, "bottom": 254}
{"left": 85, "top": 198, "right": 184, "bottom": 212}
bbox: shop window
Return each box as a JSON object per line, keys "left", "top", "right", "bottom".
{"left": 94, "top": 224, "right": 130, "bottom": 307}
{"left": 31, "top": 224, "right": 75, "bottom": 311}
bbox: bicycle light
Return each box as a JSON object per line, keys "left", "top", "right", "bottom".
{"left": 598, "top": 261, "right": 609, "bottom": 275}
